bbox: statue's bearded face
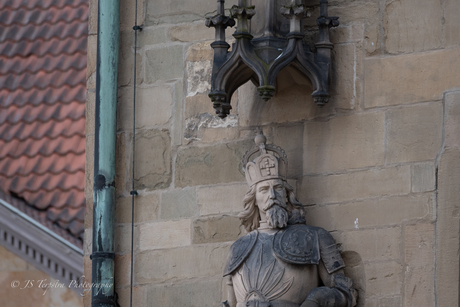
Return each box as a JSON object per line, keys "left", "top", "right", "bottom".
{"left": 255, "top": 179, "right": 288, "bottom": 229}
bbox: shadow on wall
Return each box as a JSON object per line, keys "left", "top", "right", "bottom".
{"left": 238, "top": 66, "right": 334, "bottom": 126}
{"left": 342, "top": 251, "right": 366, "bottom": 307}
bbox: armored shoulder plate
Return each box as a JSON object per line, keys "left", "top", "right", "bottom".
{"left": 273, "top": 224, "right": 320, "bottom": 264}
{"left": 317, "top": 228, "right": 345, "bottom": 274}
{"left": 223, "top": 231, "right": 258, "bottom": 276}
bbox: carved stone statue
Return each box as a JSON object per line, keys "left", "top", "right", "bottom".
{"left": 223, "top": 133, "right": 357, "bottom": 307}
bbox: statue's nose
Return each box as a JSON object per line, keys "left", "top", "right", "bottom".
{"left": 269, "top": 187, "right": 276, "bottom": 199}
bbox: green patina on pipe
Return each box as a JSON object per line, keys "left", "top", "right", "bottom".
{"left": 91, "top": 0, "right": 120, "bottom": 306}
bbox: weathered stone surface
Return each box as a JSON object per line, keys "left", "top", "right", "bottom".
{"left": 185, "top": 94, "right": 215, "bottom": 119}
{"left": 386, "top": 103, "right": 443, "bottom": 164}
{"left": 328, "top": 1, "right": 380, "bottom": 26}
{"left": 116, "top": 192, "right": 160, "bottom": 223}
{"left": 0, "top": 271, "right": 51, "bottom": 306}
{"left": 139, "top": 220, "right": 191, "bottom": 251}
{"left": 305, "top": 194, "right": 430, "bottom": 231}
{"left": 0, "top": 245, "right": 27, "bottom": 271}
{"left": 338, "top": 227, "right": 400, "bottom": 262}
{"left": 435, "top": 148, "right": 460, "bottom": 306}
{"left": 329, "top": 43, "right": 356, "bottom": 109}
{"left": 83, "top": 228, "right": 92, "bottom": 255}
{"left": 172, "top": 80, "right": 184, "bottom": 147}
{"left": 384, "top": 0, "right": 442, "bottom": 54}
{"left": 48, "top": 279, "right": 83, "bottom": 306}
{"left": 445, "top": 90, "right": 460, "bottom": 148}
{"left": 161, "top": 188, "right": 198, "bottom": 219}
{"left": 86, "top": 35, "right": 97, "bottom": 87}
{"left": 187, "top": 60, "right": 212, "bottom": 96}
{"left": 114, "top": 254, "right": 131, "bottom": 287}
{"left": 145, "top": 45, "right": 184, "bottom": 84}
{"left": 138, "top": 26, "right": 169, "bottom": 46}
{"left": 367, "top": 296, "right": 402, "bottom": 307}
{"left": 116, "top": 286, "right": 146, "bottom": 307}
{"left": 117, "top": 85, "right": 173, "bottom": 131}
{"left": 170, "top": 21, "right": 214, "bottom": 42}
{"left": 364, "top": 22, "right": 380, "bottom": 55}
{"left": 304, "top": 112, "right": 384, "bottom": 174}
{"left": 444, "top": 0, "right": 460, "bottom": 47}
{"left": 304, "top": 1, "right": 379, "bottom": 28}
{"left": 147, "top": 277, "right": 221, "bottom": 307}
{"left": 135, "top": 244, "right": 230, "bottom": 284}
{"left": 364, "top": 48, "right": 460, "bottom": 108}
{"left": 119, "top": 0, "right": 145, "bottom": 32}
{"left": 88, "top": 0, "right": 97, "bottom": 35}
{"left": 184, "top": 113, "right": 238, "bottom": 141}
{"left": 192, "top": 215, "right": 242, "bottom": 244}
{"left": 118, "top": 32, "right": 143, "bottom": 87}
{"left": 273, "top": 124, "right": 304, "bottom": 177}
{"left": 298, "top": 165, "right": 411, "bottom": 205}
{"left": 134, "top": 129, "right": 172, "bottom": 190}
{"left": 83, "top": 255, "right": 91, "bottom": 287}
{"left": 197, "top": 183, "right": 247, "bottom": 216}
{"left": 145, "top": 0, "right": 210, "bottom": 25}
{"left": 238, "top": 70, "right": 335, "bottom": 126}
{"left": 330, "top": 24, "right": 364, "bottom": 45}
{"left": 85, "top": 134, "right": 95, "bottom": 201}
{"left": 116, "top": 132, "right": 132, "bottom": 196}
{"left": 186, "top": 42, "right": 213, "bottom": 62}
{"left": 115, "top": 224, "right": 138, "bottom": 254}
{"left": 404, "top": 223, "right": 435, "bottom": 307}
{"left": 175, "top": 139, "right": 251, "bottom": 188}
{"left": 85, "top": 91, "right": 95, "bottom": 136}
{"left": 411, "top": 163, "right": 436, "bottom": 193}
{"left": 84, "top": 192, "right": 92, "bottom": 229}
{"left": 364, "top": 261, "right": 402, "bottom": 297}
{"left": 199, "top": 126, "right": 240, "bottom": 143}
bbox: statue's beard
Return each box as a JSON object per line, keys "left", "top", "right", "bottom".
{"left": 265, "top": 203, "right": 288, "bottom": 229}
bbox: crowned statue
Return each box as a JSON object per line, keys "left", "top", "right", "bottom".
{"left": 223, "top": 133, "right": 357, "bottom": 307}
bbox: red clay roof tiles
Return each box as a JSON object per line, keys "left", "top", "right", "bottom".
{"left": 0, "top": 0, "right": 87, "bottom": 247}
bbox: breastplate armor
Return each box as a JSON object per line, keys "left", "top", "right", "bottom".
{"left": 224, "top": 225, "right": 345, "bottom": 306}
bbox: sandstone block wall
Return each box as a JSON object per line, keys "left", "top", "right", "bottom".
{"left": 0, "top": 245, "right": 83, "bottom": 307}
{"left": 85, "top": 0, "right": 460, "bottom": 306}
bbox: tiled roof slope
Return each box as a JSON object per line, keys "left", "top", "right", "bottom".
{"left": 0, "top": 0, "right": 88, "bottom": 248}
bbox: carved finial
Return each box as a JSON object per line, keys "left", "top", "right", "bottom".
{"left": 254, "top": 131, "right": 267, "bottom": 154}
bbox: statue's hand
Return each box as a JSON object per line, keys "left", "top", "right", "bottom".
{"left": 222, "top": 300, "right": 231, "bottom": 307}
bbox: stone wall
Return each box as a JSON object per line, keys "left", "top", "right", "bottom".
{"left": 84, "top": 0, "right": 460, "bottom": 306}
{"left": 0, "top": 245, "right": 83, "bottom": 306}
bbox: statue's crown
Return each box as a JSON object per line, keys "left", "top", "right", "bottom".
{"left": 243, "top": 132, "right": 288, "bottom": 186}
